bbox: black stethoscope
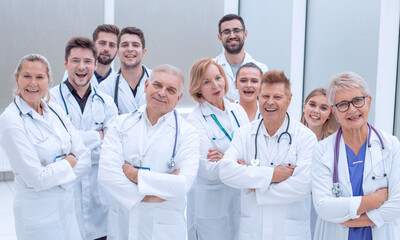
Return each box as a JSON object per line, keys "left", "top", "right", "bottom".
{"left": 123, "top": 109, "right": 178, "bottom": 169}
{"left": 251, "top": 112, "right": 292, "bottom": 166}
{"left": 59, "top": 83, "right": 106, "bottom": 125}
{"left": 331, "top": 124, "right": 386, "bottom": 197}
{"left": 14, "top": 98, "right": 69, "bottom": 143}
{"left": 114, "top": 66, "right": 149, "bottom": 113}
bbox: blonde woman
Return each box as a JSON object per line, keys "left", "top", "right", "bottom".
{"left": 186, "top": 58, "right": 249, "bottom": 240}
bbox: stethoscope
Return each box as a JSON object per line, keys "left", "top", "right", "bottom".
{"left": 331, "top": 124, "right": 386, "bottom": 197}
{"left": 251, "top": 112, "right": 292, "bottom": 166}
{"left": 59, "top": 82, "right": 106, "bottom": 125}
{"left": 123, "top": 109, "right": 178, "bottom": 169}
{"left": 13, "top": 98, "right": 69, "bottom": 143}
{"left": 202, "top": 110, "right": 241, "bottom": 142}
{"left": 114, "top": 66, "right": 149, "bottom": 113}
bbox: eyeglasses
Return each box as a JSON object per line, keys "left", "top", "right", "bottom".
{"left": 333, "top": 95, "right": 368, "bottom": 112}
{"left": 220, "top": 28, "right": 244, "bottom": 37}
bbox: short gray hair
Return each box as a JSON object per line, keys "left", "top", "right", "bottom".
{"left": 326, "top": 72, "right": 370, "bottom": 105}
{"left": 148, "top": 64, "right": 185, "bottom": 89}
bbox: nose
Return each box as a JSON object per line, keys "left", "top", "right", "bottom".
{"left": 211, "top": 80, "right": 218, "bottom": 89}
{"left": 158, "top": 87, "right": 166, "bottom": 97}
{"left": 127, "top": 44, "right": 134, "bottom": 51}
{"left": 347, "top": 102, "right": 357, "bottom": 112}
{"left": 78, "top": 60, "right": 85, "bottom": 69}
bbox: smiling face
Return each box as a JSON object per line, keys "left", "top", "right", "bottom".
{"left": 95, "top": 31, "right": 118, "bottom": 65}
{"left": 303, "top": 94, "right": 331, "bottom": 129}
{"left": 332, "top": 88, "right": 371, "bottom": 131}
{"left": 118, "top": 34, "right": 146, "bottom": 70}
{"left": 236, "top": 67, "right": 261, "bottom": 103}
{"left": 218, "top": 19, "right": 247, "bottom": 54}
{"left": 145, "top": 71, "right": 183, "bottom": 118}
{"left": 200, "top": 64, "right": 226, "bottom": 108}
{"left": 259, "top": 82, "right": 291, "bottom": 130}
{"left": 65, "top": 47, "right": 97, "bottom": 88}
{"left": 16, "top": 61, "right": 50, "bottom": 110}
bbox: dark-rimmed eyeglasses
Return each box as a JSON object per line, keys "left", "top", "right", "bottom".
{"left": 220, "top": 28, "right": 244, "bottom": 37}
{"left": 333, "top": 95, "right": 368, "bottom": 112}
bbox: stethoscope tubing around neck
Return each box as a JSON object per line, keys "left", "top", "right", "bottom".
{"left": 126, "top": 109, "right": 178, "bottom": 169}
{"left": 59, "top": 84, "right": 105, "bottom": 125}
{"left": 333, "top": 123, "right": 385, "bottom": 184}
{"left": 114, "top": 66, "right": 149, "bottom": 112}
{"left": 253, "top": 112, "right": 292, "bottom": 162}
{"left": 59, "top": 82, "right": 105, "bottom": 119}
{"left": 13, "top": 98, "right": 69, "bottom": 134}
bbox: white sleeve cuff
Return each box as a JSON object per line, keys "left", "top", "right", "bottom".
{"left": 257, "top": 167, "right": 274, "bottom": 193}
{"left": 349, "top": 196, "right": 362, "bottom": 219}
{"left": 366, "top": 209, "right": 384, "bottom": 228}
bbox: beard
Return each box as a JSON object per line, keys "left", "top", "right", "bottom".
{"left": 222, "top": 37, "right": 245, "bottom": 54}
{"left": 97, "top": 52, "right": 116, "bottom": 65}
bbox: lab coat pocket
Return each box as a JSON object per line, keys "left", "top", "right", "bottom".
{"left": 20, "top": 199, "right": 62, "bottom": 240}
{"left": 239, "top": 217, "right": 254, "bottom": 239}
{"left": 152, "top": 209, "right": 185, "bottom": 239}
{"left": 195, "top": 184, "right": 228, "bottom": 218}
{"left": 284, "top": 219, "right": 310, "bottom": 239}
{"left": 393, "top": 226, "right": 400, "bottom": 239}
{"left": 107, "top": 206, "right": 119, "bottom": 239}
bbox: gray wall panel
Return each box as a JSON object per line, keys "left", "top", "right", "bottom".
{"left": 0, "top": 0, "right": 103, "bottom": 111}
{"left": 115, "top": 0, "right": 224, "bottom": 107}
{"left": 303, "top": 0, "right": 380, "bottom": 123}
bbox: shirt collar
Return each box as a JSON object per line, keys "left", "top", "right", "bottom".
{"left": 201, "top": 98, "right": 232, "bottom": 116}
{"left": 15, "top": 95, "right": 48, "bottom": 118}
{"left": 64, "top": 79, "right": 92, "bottom": 100}
{"left": 251, "top": 113, "right": 290, "bottom": 138}
{"left": 94, "top": 67, "right": 112, "bottom": 83}
{"left": 141, "top": 104, "right": 175, "bottom": 127}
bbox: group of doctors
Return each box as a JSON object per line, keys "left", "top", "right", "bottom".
{"left": 0, "top": 13, "right": 400, "bottom": 240}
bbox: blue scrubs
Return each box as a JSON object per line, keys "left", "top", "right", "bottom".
{"left": 345, "top": 141, "right": 372, "bottom": 240}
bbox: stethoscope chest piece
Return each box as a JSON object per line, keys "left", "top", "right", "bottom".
{"left": 168, "top": 158, "right": 176, "bottom": 168}
{"left": 331, "top": 182, "right": 342, "bottom": 197}
{"left": 250, "top": 158, "right": 260, "bottom": 166}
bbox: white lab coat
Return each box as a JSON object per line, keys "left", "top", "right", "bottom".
{"left": 219, "top": 116, "right": 317, "bottom": 240}
{"left": 186, "top": 98, "right": 249, "bottom": 240}
{"left": 98, "top": 66, "right": 152, "bottom": 114}
{"left": 98, "top": 105, "right": 199, "bottom": 240}
{"left": 312, "top": 128, "right": 400, "bottom": 239}
{"left": 50, "top": 83, "right": 118, "bottom": 239}
{"left": 0, "top": 96, "right": 91, "bottom": 240}
{"left": 62, "top": 68, "right": 117, "bottom": 89}
{"left": 234, "top": 101, "right": 261, "bottom": 122}
{"left": 213, "top": 51, "right": 268, "bottom": 101}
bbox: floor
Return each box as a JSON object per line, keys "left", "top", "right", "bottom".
{"left": 0, "top": 180, "right": 16, "bottom": 240}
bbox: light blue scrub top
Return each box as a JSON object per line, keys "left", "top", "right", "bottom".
{"left": 345, "top": 141, "right": 372, "bottom": 240}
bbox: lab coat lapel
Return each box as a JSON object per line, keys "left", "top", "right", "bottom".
{"left": 363, "top": 130, "right": 384, "bottom": 183}
{"left": 119, "top": 73, "right": 137, "bottom": 109}
{"left": 62, "top": 83, "right": 84, "bottom": 119}
{"left": 216, "top": 52, "right": 234, "bottom": 80}
{"left": 255, "top": 120, "right": 269, "bottom": 166}
{"left": 338, "top": 135, "right": 352, "bottom": 196}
